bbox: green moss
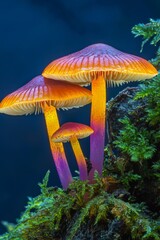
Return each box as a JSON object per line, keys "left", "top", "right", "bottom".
{"left": 132, "top": 18, "right": 160, "bottom": 69}
{"left": 1, "top": 173, "right": 159, "bottom": 240}
{"left": 113, "top": 117, "right": 156, "bottom": 162}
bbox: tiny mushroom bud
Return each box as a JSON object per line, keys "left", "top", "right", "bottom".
{"left": 42, "top": 43, "right": 158, "bottom": 178}
{"left": 52, "top": 122, "right": 94, "bottom": 181}
{"left": 0, "top": 75, "right": 92, "bottom": 189}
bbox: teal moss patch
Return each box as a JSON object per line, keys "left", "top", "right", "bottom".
{"left": 1, "top": 172, "right": 160, "bottom": 240}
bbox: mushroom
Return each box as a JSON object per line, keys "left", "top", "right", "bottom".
{"left": 0, "top": 75, "right": 92, "bottom": 189}
{"left": 51, "top": 122, "right": 93, "bottom": 181}
{"left": 42, "top": 43, "right": 158, "bottom": 178}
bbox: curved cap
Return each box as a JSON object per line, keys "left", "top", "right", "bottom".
{"left": 42, "top": 43, "right": 158, "bottom": 86}
{"left": 52, "top": 122, "right": 94, "bottom": 143}
{"left": 0, "top": 75, "right": 91, "bottom": 115}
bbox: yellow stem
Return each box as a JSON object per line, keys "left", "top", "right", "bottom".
{"left": 42, "top": 103, "right": 72, "bottom": 189}
{"left": 90, "top": 75, "right": 106, "bottom": 178}
{"left": 70, "top": 136, "right": 88, "bottom": 181}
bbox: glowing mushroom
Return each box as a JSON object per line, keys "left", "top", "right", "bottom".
{"left": 0, "top": 75, "right": 92, "bottom": 189}
{"left": 52, "top": 122, "right": 93, "bottom": 181}
{"left": 42, "top": 43, "right": 158, "bottom": 178}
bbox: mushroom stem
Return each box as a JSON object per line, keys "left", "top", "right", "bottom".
{"left": 43, "top": 103, "right": 73, "bottom": 189}
{"left": 89, "top": 75, "right": 106, "bottom": 178}
{"left": 70, "top": 135, "right": 88, "bottom": 181}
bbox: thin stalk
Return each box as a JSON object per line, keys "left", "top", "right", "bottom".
{"left": 70, "top": 135, "right": 88, "bottom": 181}
{"left": 89, "top": 75, "right": 106, "bottom": 178}
{"left": 43, "top": 103, "right": 72, "bottom": 189}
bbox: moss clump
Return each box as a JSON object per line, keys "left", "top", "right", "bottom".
{"left": 106, "top": 19, "right": 160, "bottom": 216}
{"left": 1, "top": 172, "right": 159, "bottom": 240}
{"left": 107, "top": 77, "right": 160, "bottom": 212}
{"left": 132, "top": 18, "right": 160, "bottom": 69}
{"left": 1, "top": 18, "right": 160, "bottom": 240}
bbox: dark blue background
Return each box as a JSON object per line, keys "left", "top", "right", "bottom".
{"left": 0, "top": 0, "right": 159, "bottom": 234}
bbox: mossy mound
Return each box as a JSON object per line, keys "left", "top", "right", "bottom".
{"left": 0, "top": 172, "right": 159, "bottom": 240}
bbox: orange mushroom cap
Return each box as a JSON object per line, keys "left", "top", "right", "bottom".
{"left": 42, "top": 43, "right": 158, "bottom": 86}
{"left": 52, "top": 122, "right": 94, "bottom": 143}
{"left": 0, "top": 75, "right": 92, "bottom": 115}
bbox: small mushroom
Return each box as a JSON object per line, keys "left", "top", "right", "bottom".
{"left": 52, "top": 122, "right": 94, "bottom": 181}
{"left": 0, "top": 75, "right": 92, "bottom": 189}
{"left": 42, "top": 43, "right": 158, "bottom": 178}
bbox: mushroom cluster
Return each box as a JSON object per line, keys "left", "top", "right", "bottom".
{"left": 42, "top": 43, "right": 158, "bottom": 178}
{"left": 0, "top": 76, "right": 91, "bottom": 189}
{"left": 0, "top": 43, "right": 158, "bottom": 189}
